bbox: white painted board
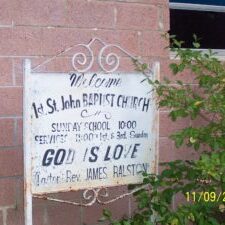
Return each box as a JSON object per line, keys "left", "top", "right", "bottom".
{"left": 24, "top": 69, "right": 158, "bottom": 194}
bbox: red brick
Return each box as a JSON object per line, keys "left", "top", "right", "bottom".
{"left": 158, "top": 139, "right": 199, "bottom": 173}
{"left": 0, "top": 211, "right": 3, "bottom": 225}
{"left": 15, "top": 178, "right": 24, "bottom": 206}
{"left": 0, "top": 178, "right": 17, "bottom": 206}
{"left": 83, "top": 204, "right": 105, "bottom": 225}
{"left": 126, "top": 56, "right": 197, "bottom": 84}
{"left": 6, "top": 207, "right": 24, "bottom": 225}
{"left": 33, "top": 203, "right": 47, "bottom": 225}
{"left": 13, "top": 27, "right": 43, "bottom": 56}
{"left": 139, "top": 56, "right": 165, "bottom": 75}
{"left": 83, "top": 200, "right": 129, "bottom": 225}
{"left": 129, "top": 194, "right": 138, "bottom": 217}
{"left": 47, "top": 202, "right": 81, "bottom": 225}
{"left": 159, "top": 112, "right": 191, "bottom": 137}
{"left": 15, "top": 0, "right": 66, "bottom": 27}
{"left": 14, "top": 57, "right": 45, "bottom": 85}
{"left": 129, "top": 186, "right": 153, "bottom": 217}
{"left": 0, "top": 27, "right": 42, "bottom": 56}
{"left": 102, "top": 0, "right": 169, "bottom": 4}
{"left": 0, "top": 58, "right": 13, "bottom": 86}
{"left": 117, "top": 57, "right": 136, "bottom": 72}
{"left": 0, "top": 0, "right": 15, "bottom": 26}
{"left": 33, "top": 57, "right": 74, "bottom": 73}
{"left": 159, "top": 137, "right": 174, "bottom": 162}
{"left": 0, "top": 148, "right": 23, "bottom": 177}
{"left": 91, "top": 30, "right": 139, "bottom": 60}
{"left": 41, "top": 28, "right": 93, "bottom": 56}
{"left": 82, "top": 186, "right": 129, "bottom": 225}
{"left": 173, "top": 192, "right": 187, "bottom": 209}
{"left": 95, "top": 30, "right": 139, "bottom": 56}
{"left": 0, "top": 119, "right": 14, "bottom": 147}
{"left": 0, "top": 28, "right": 13, "bottom": 55}
{"left": 160, "top": 58, "right": 198, "bottom": 84}
{"left": 11, "top": 31, "right": 138, "bottom": 70}
{"left": 159, "top": 6, "right": 170, "bottom": 31}
{"left": 119, "top": 31, "right": 139, "bottom": 55}
{"left": 16, "top": 118, "right": 23, "bottom": 146}
{"left": 39, "top": 28, "right": 138, "bottom": 60}
{"left": 90, "top": 34, "right": 120, "bottom": 56}
{"left": 139, "top": 56, "right": 168, "bottom": 83}
{"left": 0, "top": 0, "right": 66, "bottom": 28}
{"left": 51, "top": 190, "right": 82, "bottom": 202}
{"left": 33, "top": 198, "right": 48, "bottom": 207}
{"left": 29, "top": 56, "right": 79, "bottom": 73}
{"left": 0, "top": 87, "right": 22, "bottom": 116}
{"left": 191, "top": 115, "right": 209, "bottom": 128}
{"left": 116, "top": 3, "right": 158, "bottom": 30}
{"left": 159, "top": 134, "right": 200, "bottom": 162}
{"left": 66, "top": 0, "right": 115, "bottom": 29}
{"left": 13, "top": 58, "right": 24, "bottom": 86}
{"left": 13, "top": 0, "right": 115, "bottom": 29}
{"left": 174, "top": 145, "right": 199, "bottom": 161}
{"left": 139, "top": 31, "right": 169, "bottom": 57}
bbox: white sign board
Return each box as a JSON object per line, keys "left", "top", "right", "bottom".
{"left": 24, "top": 64, "right": 158, "bottom": 195}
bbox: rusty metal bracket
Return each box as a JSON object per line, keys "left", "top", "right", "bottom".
{"left": 33, "top": 185, "right": 149, "bottom": 207}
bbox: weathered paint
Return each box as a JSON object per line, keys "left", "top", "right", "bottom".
{"left": 24, "top": 57, "right": 159, "bottom": 225}
{"left": 25, "top": 70, "right": 157, "bottom": 194}
{"left": 24, "top": 67, "right": 156, "bottom": 197}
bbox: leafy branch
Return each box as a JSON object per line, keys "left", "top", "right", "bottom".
{"left": 101, "top": 36, "right": 225, "bottom": 225}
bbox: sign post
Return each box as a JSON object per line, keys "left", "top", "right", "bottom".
{"left": 24, "top": 59, "right": 33, "bottom": 225}
{"left": 23, "top": 38, "right": 159, "bottom": 225}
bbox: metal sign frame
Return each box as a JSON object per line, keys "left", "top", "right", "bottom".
{"left": 23, "top": 38, "right": 159, "bottom": 225}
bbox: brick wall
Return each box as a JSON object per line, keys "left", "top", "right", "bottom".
{"left": 0, "top": 0, "right": 170, "bottom": 224}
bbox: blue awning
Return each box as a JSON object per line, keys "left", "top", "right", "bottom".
{"left": 170, "top": 0, "right": 225, "bottom": 6}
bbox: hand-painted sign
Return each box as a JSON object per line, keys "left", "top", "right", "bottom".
{"left": 24, "top": 65, "right": 157, "bottom": 194}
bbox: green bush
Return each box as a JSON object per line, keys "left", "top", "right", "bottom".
{"left": 100, "top": 36, "right": 225, "bottom": 225}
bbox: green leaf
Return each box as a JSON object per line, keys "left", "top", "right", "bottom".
{"left": 123, "top": 221, "right": 131, "bottom": 225}
{"left": 161, "top": 169, "right": 174, "bottom": 178}
{"left": 107, "top": 36, "right": 225, "bottom": 225}
{"left": 102, "top": 209, "right": 112, "bottom": 219}
{"left": 193, "top": 42, "right": 200, "bottom": 48}
{"left": 170, "top": 63, "right": 179, "bottom": 74}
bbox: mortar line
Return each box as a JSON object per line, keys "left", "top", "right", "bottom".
{"left": 0, "top": 116, "right": 22, "bottom": 119}
{"left": 0, "top": 145, "right": 23, "bottom": 151}
{"left": 13, "top": 23, "right": 162, "bottom": 32}
{"left": 0, "top": 85, "right": 23, "bottom": 88}
{"left": 0, "top": 175, "right": 23, "bottom": 180}
{"left": 14, "top": 118, "right": 17, "bottom": 146}
{"left": 12, "top": 59, "right": 16, "bottom": 86}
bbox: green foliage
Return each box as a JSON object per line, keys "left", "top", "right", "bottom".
{"left": 100, "top": 37, "right": 225, "bottom": 225}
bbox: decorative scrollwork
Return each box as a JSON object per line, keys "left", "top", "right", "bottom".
{"left": 32, "top": 37, "right": 143, "bottom": 73}
{"left": 71, "top": 44, "right": 94, "bottom": 73}
{"left": 98, "top": 45, "right": 120, "bottom": 73}
{"left": 82, "top": 188, "right": 109, "bottom": 206}
{"left": 33, "top": 185, "right": 148, "bottom": 206}
{"left": 71, "top": 38, "right": 138, "bottom": 73}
